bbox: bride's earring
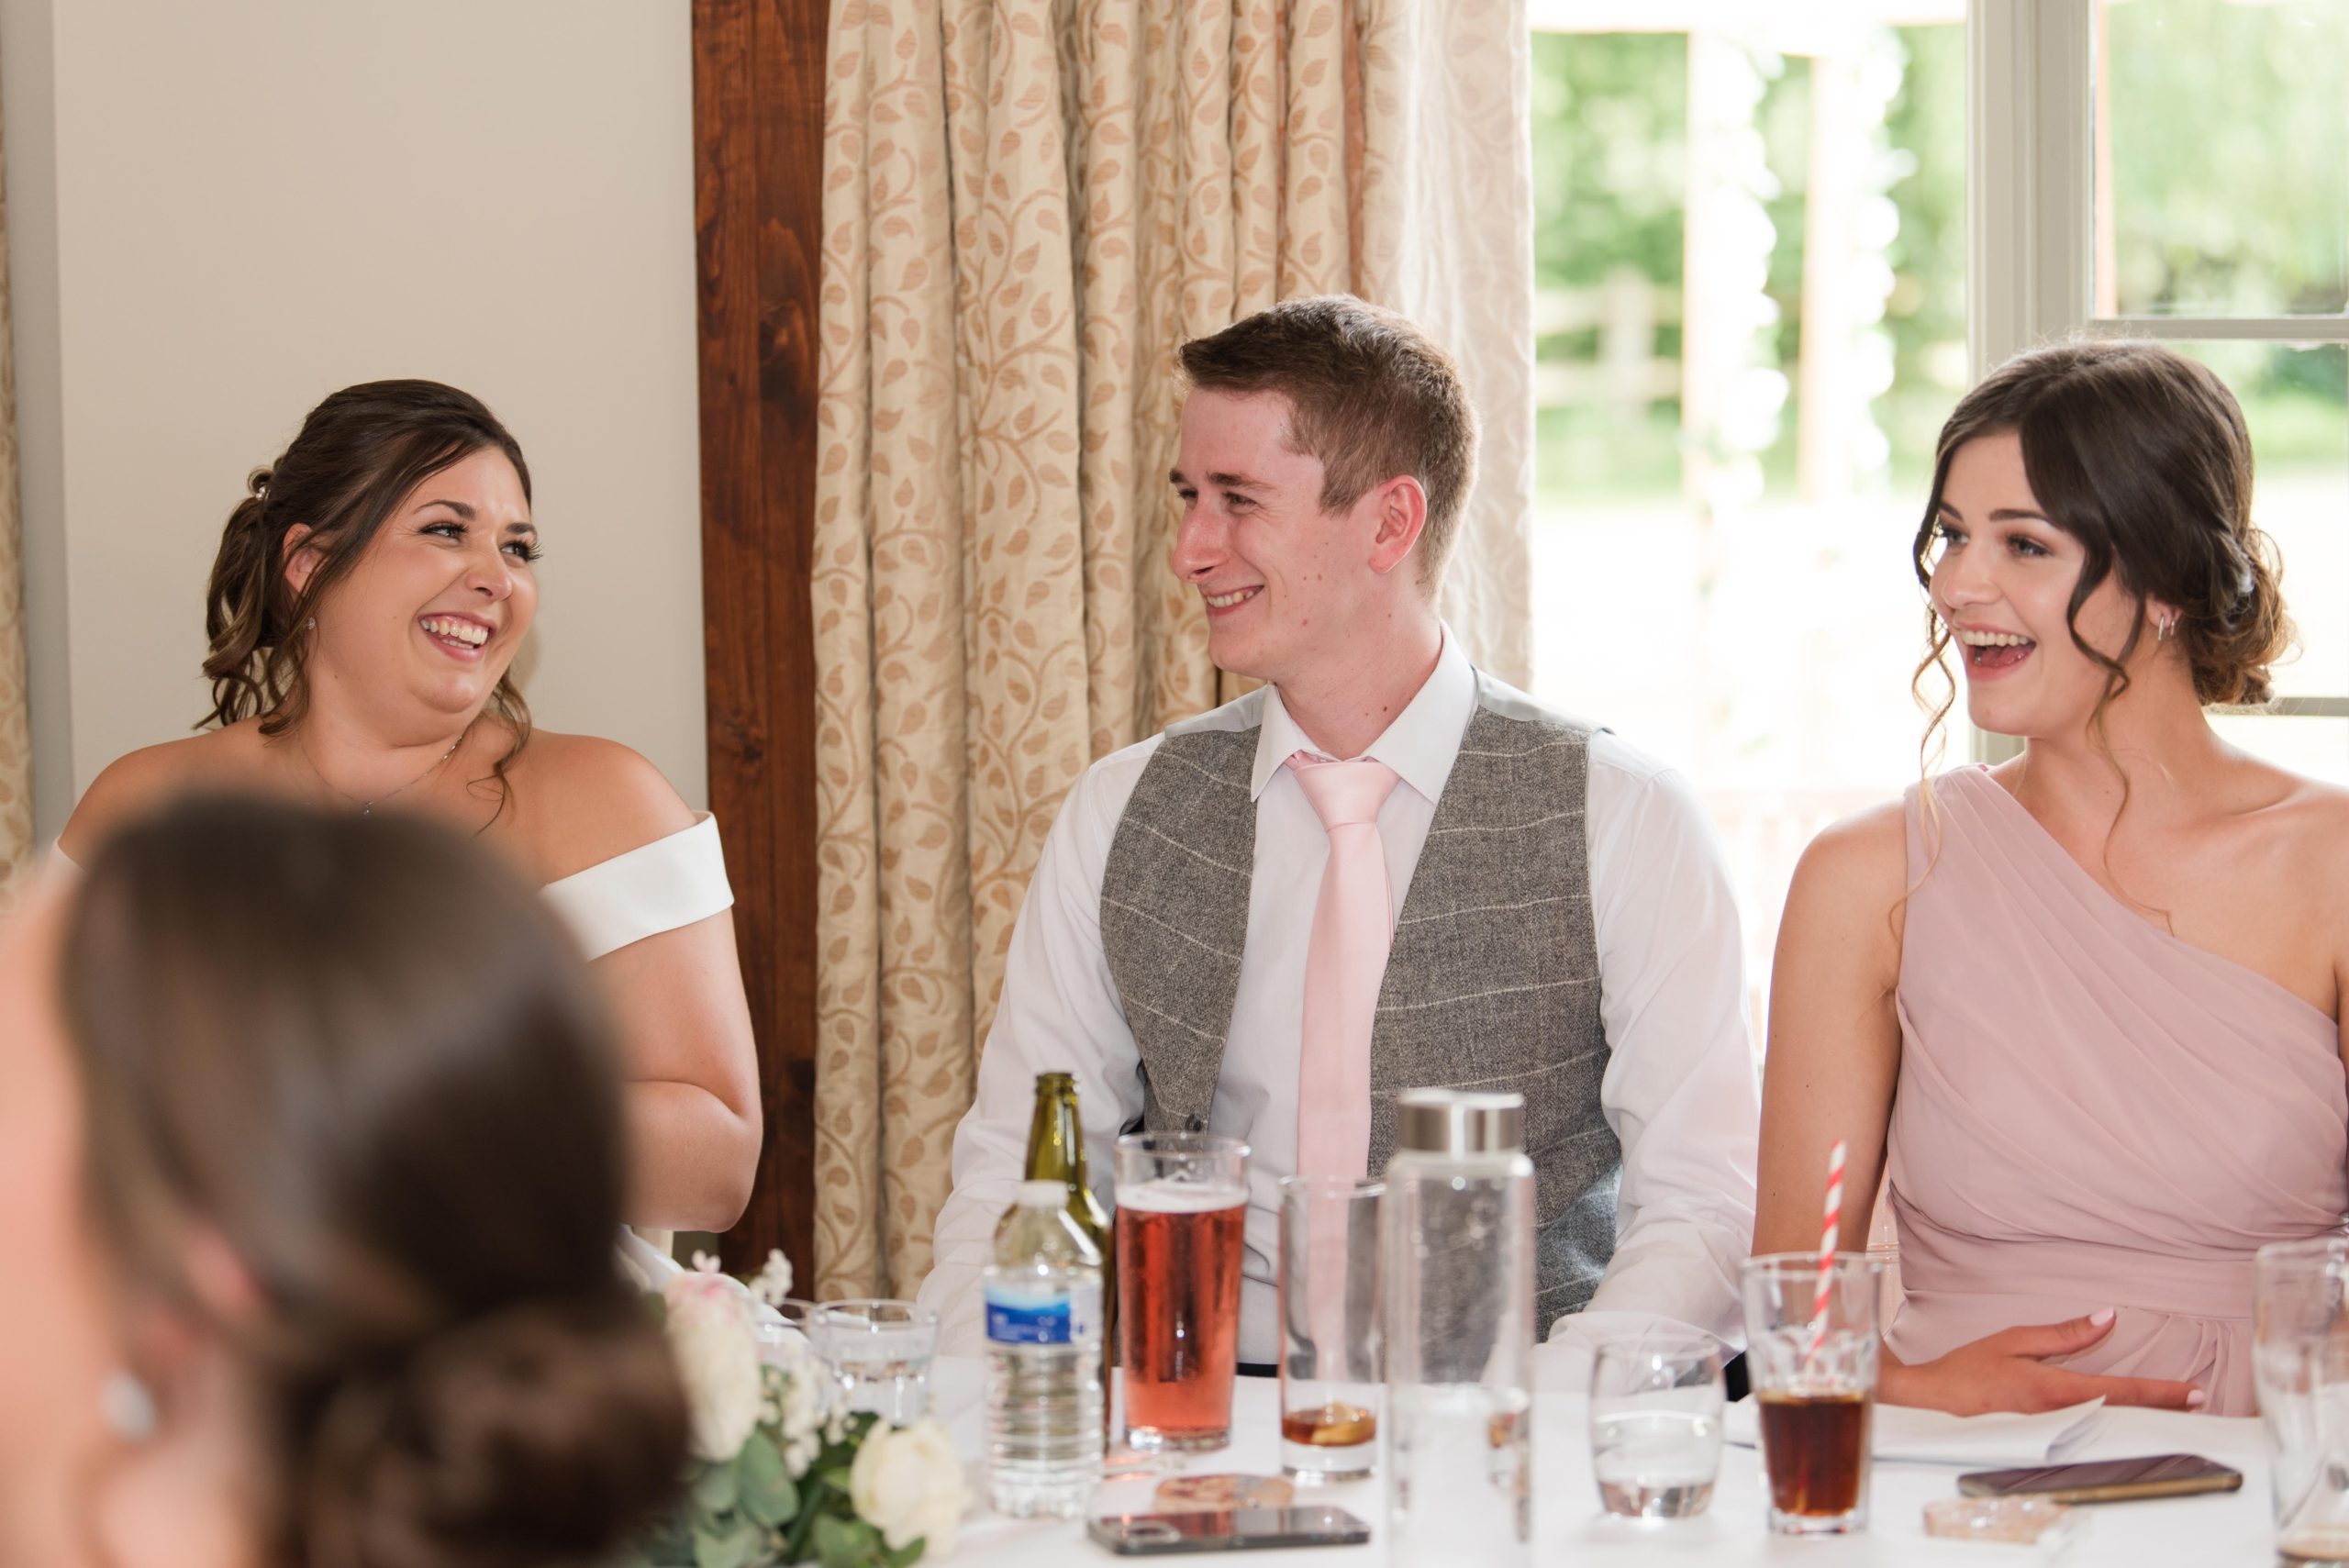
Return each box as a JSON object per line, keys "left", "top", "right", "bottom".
{"left": 98, "top": 1370, "right": 158, "bottom": 1442}
{"left": 2156, "top": 616, "right": 2176, "bottom": 643}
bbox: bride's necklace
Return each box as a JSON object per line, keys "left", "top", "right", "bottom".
{"left": 293, "top": 721, "right": 472, "bottom": 816}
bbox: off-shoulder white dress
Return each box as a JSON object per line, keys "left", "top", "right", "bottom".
{"left": 540, "top": 811, "right": 734, "bottom": 966}
{"left": 541, "top": 812, "right": 736, "bottom": 1282}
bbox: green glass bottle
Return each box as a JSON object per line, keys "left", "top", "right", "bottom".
{"left": 1020, "top": 1071, "right": 1116, "bottom": 1362}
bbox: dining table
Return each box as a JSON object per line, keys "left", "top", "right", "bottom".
{"left": 922, "top": 1357, "right": 2285, "bottom": 1565}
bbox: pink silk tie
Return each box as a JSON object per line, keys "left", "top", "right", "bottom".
{"left": 1286, "top": 750, "right": 1401, "bottom": 1181}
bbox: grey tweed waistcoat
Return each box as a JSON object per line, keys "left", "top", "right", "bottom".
{"left": 1097, "top": 673, "right": 1620, "bottom": 1325}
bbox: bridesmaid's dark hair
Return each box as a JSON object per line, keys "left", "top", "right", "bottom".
{"left": 1909, "top": 338, "right": 2295, "bottom": 774}
{"left": 61, "top": 795, "right": 685, "bottom": 1568}
{"left": 202, "top": 380, "right": 536, "bottom": 766}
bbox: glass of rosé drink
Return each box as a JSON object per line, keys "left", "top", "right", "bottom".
{"left": 1114, "top": 1131, "right": 1250, "bottom": 1452}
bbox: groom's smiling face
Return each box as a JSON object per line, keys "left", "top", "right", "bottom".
{"left": 1169, "top": 388, "right": 1387, "bottom": 687}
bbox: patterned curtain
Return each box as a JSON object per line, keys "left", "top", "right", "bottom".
{"left": 812, "top": 0, "right": 1534, "bottom": 1296}
{"left": 0, "top": 90, "right": 32, "bottom": 891}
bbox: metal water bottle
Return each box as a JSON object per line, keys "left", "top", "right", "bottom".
{"left": 1383, "top": 1089, "right": 1535, "bottom": 1567}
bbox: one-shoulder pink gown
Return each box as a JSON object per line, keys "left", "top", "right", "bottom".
{"left": 1886, "top": 766, "right": 2347, "bottom": 1415}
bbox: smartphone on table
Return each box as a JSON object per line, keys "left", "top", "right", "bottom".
{"left": 1956, "top": 1453, "right": 2243, "bottom": 1504}
{"left": 1086, "top": 1506, "right": 1371, "bottom": 1554}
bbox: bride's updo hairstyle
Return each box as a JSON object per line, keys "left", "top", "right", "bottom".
{"left": 203, "top": 380, "right": 534, "bottom": 745}
{"left": 1909, "top": 339, "right": 2295, "bottom": 756}
{"left": 61, "top": 795, "right": 685, "bottom": 1568}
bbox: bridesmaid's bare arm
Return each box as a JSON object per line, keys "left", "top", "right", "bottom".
{"left": 1753, "top": 802, "right": 1905, "bottom": 1259}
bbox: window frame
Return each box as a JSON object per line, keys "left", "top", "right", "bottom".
{"left": 1970, "top": 0, "right": 2349, "bottom": 770}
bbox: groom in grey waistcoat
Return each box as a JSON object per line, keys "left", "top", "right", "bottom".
{"left": 917, "top": 296, "right": 1759, "bottom": 1374}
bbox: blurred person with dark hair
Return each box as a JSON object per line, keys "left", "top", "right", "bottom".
{"left": 1757, "top": 339, "right": 2349, "bottom": 1416}
{"left": 918, "top": 295, "right": 1758, "bottom": 1373}
{"left": 59, "top": 380, "right": 758, "bottom": 1236}
{"left": 0, "top": 795, "right": 688, "bottom": 1568}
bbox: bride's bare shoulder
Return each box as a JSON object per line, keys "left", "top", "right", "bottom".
{"left": 60, "top": 724, "right": 273, "bottom": 860}
{"left": 498, "top": 728, "right": 696, "bottom": 883}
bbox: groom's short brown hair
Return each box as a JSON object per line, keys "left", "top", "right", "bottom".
{"left": 1177, "top": 295, "right": 1478, "bottom": 593}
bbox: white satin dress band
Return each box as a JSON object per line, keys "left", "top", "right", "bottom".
{"left": 539, "top": 811, "right": 733, "bottom": 961}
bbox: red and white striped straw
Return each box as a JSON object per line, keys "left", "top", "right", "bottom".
{"left": 1806, "top": 1139, "right": 1848, "bottom": 1363}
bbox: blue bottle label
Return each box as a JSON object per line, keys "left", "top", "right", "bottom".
{"left": 985, "top": 1281, "right": 1102, "bottom": 1346}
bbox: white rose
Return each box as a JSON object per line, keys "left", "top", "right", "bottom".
{"left": 662, "top": 1268, "right": 763, "bottom": 1462}
{"left": 849, "top": 1418, "right": 969, "bottom": 1557}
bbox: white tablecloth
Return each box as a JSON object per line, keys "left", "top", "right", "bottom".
{"left": 924, "top": 1358, "right": 2278, "bottom": 1565}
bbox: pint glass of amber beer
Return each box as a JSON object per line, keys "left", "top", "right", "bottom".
{"left": 1115, "top": 1131, "right": 1250, "bottom": 1451}
{"left": 1741, "top": 1252, "right": 1885, "bottom": 1535}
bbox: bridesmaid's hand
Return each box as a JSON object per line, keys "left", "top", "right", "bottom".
{"left": 1878, "top": 1309, "right": 2207, "bottom": 1415}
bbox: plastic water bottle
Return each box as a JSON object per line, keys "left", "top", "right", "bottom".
{"left": 985, "top": 1178, "right": 1106, "bottom": 1518}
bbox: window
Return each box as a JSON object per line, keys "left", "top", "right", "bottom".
{"left": 1980, "top": 0, "right": 2349, "bottom": 771}
{"left": 1530, "top": 2, "right": 2348, "bottom": 1040}
{"left": 1529, "top": 3, "right": 1967, "bottom": 1036}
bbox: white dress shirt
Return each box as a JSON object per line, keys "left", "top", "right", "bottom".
{"left": 914, "top": 631, "right": 1759, "bottom": 1373}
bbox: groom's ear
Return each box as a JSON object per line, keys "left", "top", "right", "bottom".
{"left": 1364, "top": 475, "right": 1430, "bottom": 579}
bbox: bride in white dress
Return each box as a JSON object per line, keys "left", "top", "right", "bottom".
{"left": 57, "top": 380, "right": 759, "bottom": 1240}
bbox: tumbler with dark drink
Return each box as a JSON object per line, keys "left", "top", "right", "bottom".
{"left": 1740, "top": 1252, "right": 1884, "bottom": 1535}
{"left": 1754, "top": 1389, "right": 1871, "bottom": 1518}
{"left": 1115, "top": 1132, "right": 1249, "bottom": 1451}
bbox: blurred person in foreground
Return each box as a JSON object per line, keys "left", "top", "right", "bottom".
{"left": 918, "top": 295, "right": 1759, "bottom": 1375}
{"left": 58, "top": 379, "right": 758, "bottom": 1237}
{"left": 1756, "top": 339, "right": 2349, "bottom": 1416}
{"left": 0, "top": 795, "right": 687, "bottom": 1568}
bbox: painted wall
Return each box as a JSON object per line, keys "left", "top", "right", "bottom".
{"left": 3, "top": 0, "right": 707, "bottom": 840}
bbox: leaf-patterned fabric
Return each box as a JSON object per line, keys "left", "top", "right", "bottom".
{"left": 812, "top": 0, "right": 1534, "bottom": 1296}
{"left": 0, "top": 92, "right": 31, "bottom": 895}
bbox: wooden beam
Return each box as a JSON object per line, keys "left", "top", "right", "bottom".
{"left": 692, "top": 0, "right": 825, "bottom": 1278}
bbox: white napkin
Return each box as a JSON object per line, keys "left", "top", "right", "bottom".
{"left": 1724, "top": 1396, "right": 2106, "bottom": 1467}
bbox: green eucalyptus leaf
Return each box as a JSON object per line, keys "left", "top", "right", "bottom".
{"left": 882, "top": 1535, "right": 926, "bottom": 1568}
{"left": 738, "top": 1433, "right": 800, "bottom": 1529}
{"left": 692, "top": 1517, "right": 762, "bottom": 1568}
{"left": 811, "top": 1512, "right": 878, "bottom": 1568}
{"left": 692, "top": 1459, "right": 740, "bottom": 1517}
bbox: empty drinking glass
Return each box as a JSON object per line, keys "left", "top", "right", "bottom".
{"left": 1277, "top": 1175, "right": 1383, "bottom": 1482}
{"left": 1587, "top": 1335, "right": 1725, "bottom": 1519}
{"left": 811, "top": 1299, "right": 939, "bottom": 1423}
{"left": 2254, "top": 1236, "right": 2349, "bottom": 1562}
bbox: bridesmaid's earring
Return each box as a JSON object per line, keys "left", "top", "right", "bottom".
{"left": 2156, "top": 617, "right": 2175, "bottom": 643}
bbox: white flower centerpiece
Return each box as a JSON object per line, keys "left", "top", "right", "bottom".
{"left": 629, "top": 1251, "right": 968, "bottom": 1568}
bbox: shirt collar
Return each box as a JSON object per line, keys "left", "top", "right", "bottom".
{"left": 1248, "top": 626, "right": 1478, "bottom": 805}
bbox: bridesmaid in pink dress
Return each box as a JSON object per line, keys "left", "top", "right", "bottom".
{"left": 1756, "top": 339, "right": 2349, "bottom": 1417}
